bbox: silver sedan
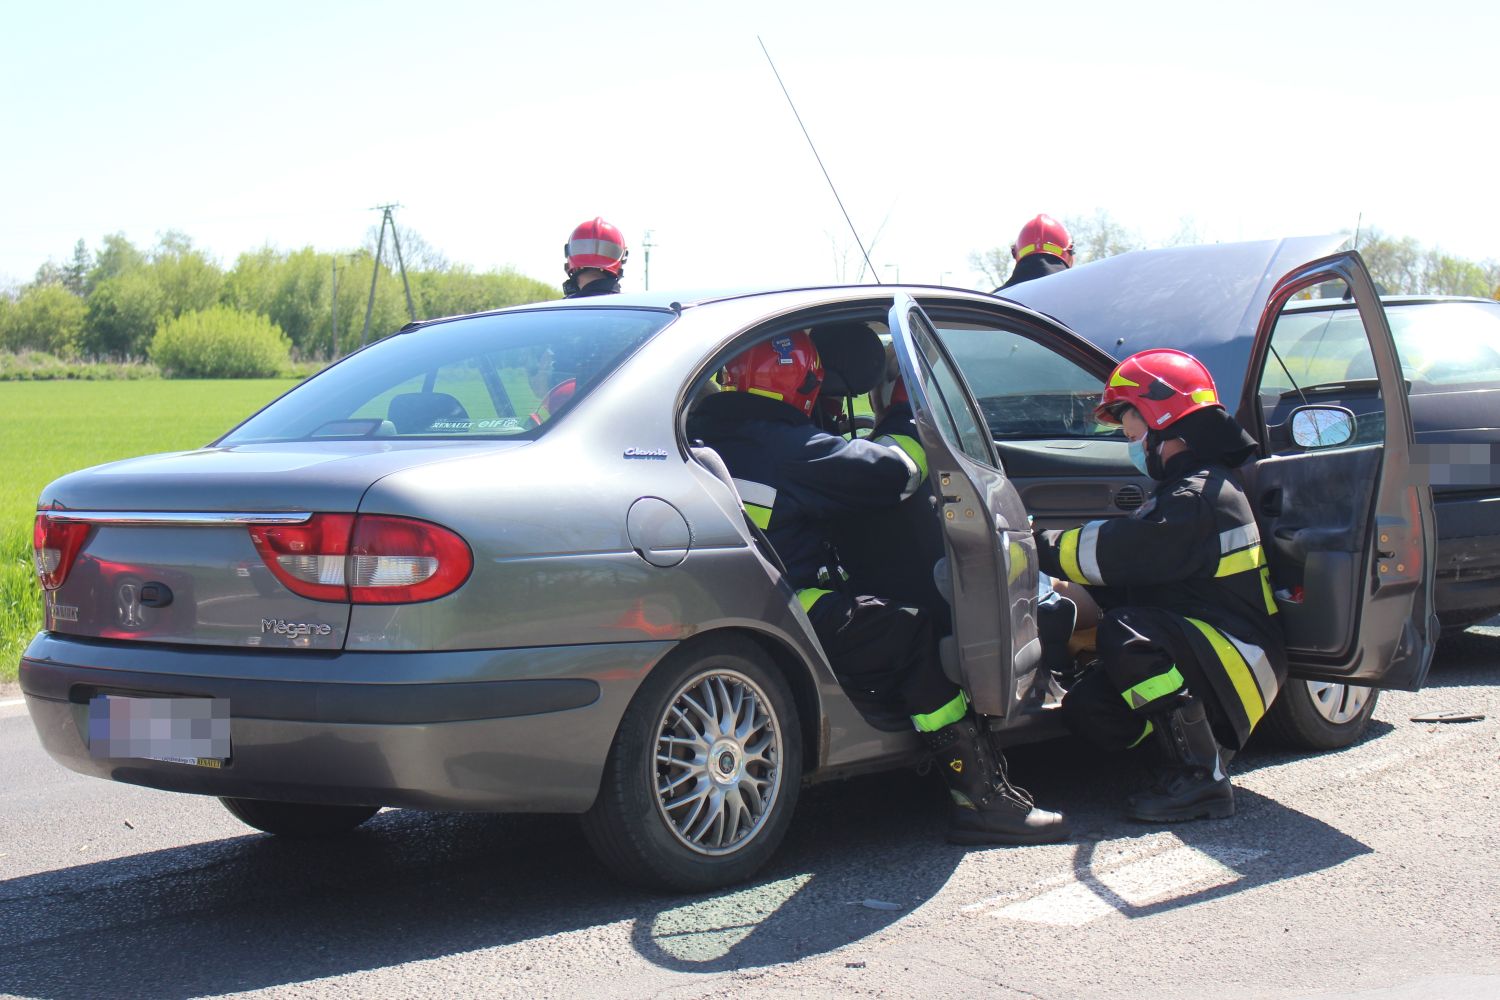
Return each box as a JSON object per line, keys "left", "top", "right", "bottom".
{"left": 22, "top": 237, "right": 1438, "bottom": 890}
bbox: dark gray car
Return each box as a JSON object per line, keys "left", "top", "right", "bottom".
{"left": 21, "top": 238, "right": 1438, "bottom": 890}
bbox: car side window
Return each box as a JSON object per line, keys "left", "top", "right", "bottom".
{"left": 934, "top": 323, "right": 1117, "bottom": 440}
{"left": 1257, "top": 283, "right": 1386, "bottom": 454}
{"left": 906, "top": 309, "right": 997, "bottom": 467}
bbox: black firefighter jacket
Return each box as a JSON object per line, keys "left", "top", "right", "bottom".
{"left": 1036, "top": 450, "right": 1289, "bottom": 701}
{"left": 687, "top": 391, "right": 923, "bottom": 600}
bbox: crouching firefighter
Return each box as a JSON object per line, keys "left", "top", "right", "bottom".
{"left": 688, "top": 328, "right": 1069, "bottom": 845}
{"left": 1036, "top": 349, "right": 1286, "bottom": 822}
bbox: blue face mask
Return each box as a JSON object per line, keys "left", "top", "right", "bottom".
{"left": 1127, "top": 437, "right": 1151, "bottom": 476}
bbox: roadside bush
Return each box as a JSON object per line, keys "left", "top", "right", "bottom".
{"left": 150, "top": 306, "right": 291, "bottom": 378}
{"left": 1, "top": 284, "right": 86, "bottom": 356}
{"left": 0, "top": 350, "right": 160, "bottom": 380}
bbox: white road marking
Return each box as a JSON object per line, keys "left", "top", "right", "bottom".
{"left": 963, "top": 834, "right": 1265, "bottom": 927}
{"left": 0, "top": 697, "right": 28, "bottom": 716}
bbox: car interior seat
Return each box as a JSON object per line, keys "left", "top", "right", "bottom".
{"left": 387, "top": 392, "right": 470, "bottom": 434}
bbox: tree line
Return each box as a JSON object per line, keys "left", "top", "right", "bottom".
{"left": 970, "top": 211, "right": 1500, "bottom": 298}
{"left": 0, "top": 230, "right": 559, "bottom": 362}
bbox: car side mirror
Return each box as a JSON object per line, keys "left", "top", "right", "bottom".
{"left": 1290, "top": 405, "right": 1356, "bottom": 449}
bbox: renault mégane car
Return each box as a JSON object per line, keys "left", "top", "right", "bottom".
{"left": 21, "top": 236, "right": 1437, "bottom": 890}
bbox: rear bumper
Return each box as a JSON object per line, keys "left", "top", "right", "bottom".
{"left": 1434, "top": 495, "right": 1500, "bottom": 628}
{"left": 19, "top": 633, "right": 675, "bottom": 813}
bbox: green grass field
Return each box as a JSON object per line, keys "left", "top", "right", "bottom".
{"left": 0, "top": 380, "right": 302, "bottom": 683}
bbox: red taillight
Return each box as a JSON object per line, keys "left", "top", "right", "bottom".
{"left": 247, "top": 514, "right": 354, "bottom": 602}
{"left": 33, "top": 512, "right": 90, "bottom": 590}
{"left": 349, "top": 515, "right": 473, "bottom": 604}
{"left": 247, "top": 514, "right": 472, "bottom": 604}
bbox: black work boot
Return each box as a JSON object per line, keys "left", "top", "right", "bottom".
{"left": 1126, "top": 694, "right": 1235, "bottom": 822}
{"left": 924, "top": 713, "right": 1070, "bottom": 845}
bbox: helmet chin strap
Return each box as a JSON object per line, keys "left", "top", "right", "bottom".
{"left": 1144, "top": 429, "right": 1167, "bottom": 480}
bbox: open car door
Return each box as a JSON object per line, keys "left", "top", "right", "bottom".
{"left": 1239, "top": 252, "right": 1439, "bottom": 690}
{"left": 887, "top": 294, "right": 1037, "bottom": 720}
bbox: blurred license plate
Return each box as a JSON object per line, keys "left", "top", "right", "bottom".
{"left": 88, "top": 696, "right": 231, "bottom": 766}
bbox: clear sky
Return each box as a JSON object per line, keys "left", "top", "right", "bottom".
{"left": 4, "top": 0, "right": 1495, "bottom": 293}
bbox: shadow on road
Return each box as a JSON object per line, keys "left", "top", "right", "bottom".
{"left": 0, "top": 769, "right": 961, "bottom": 998}
{"left": 1, "top": 673, "right": 1417, "bottom": 996}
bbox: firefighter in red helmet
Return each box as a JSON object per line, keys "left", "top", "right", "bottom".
{"left": 999, "top": 214, "right": 1074, "bottom": 290}
{"left": 688, "top": 327, "right": 1069, "bottom": 845}
{"left": 1034, "top": 348, "right": 1286, "bottom": 822}
{"left": 563, "top": 217, "right": 628, "bottom": 298}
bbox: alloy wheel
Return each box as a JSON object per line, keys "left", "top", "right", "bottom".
{"left": 653, "top": 668, "right": 783, "bottom": 856}
{"left": 1302, "top": 680, "right": 1372, "bottom": 725}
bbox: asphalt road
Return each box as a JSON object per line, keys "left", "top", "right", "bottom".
{"left": 2, "top": 626, "right": 1497, "bottom": 1000}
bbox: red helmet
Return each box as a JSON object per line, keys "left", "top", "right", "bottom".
{"left": 564, "top": 217, "right": 628, "bottom": 277}
{"left": 724, "top": 330, "right": 823, "bottom": 416}
{"left": 528, "top": 378, "right": 576, "bottom": 426}
{"left": 1011, "top": 214, "right": 1074, "bottom": 267}
{"left": 1095, "top": 348, "right": 1222, "bottom": 430}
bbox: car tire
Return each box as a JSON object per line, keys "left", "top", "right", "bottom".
{"left": 582, "top": 635, "right": 802, "bottom": 893}
{"left": 1257, "top": 680, "right": 1379, "bottom": 751}
{"left": 219, "top": 797, "right": 379, "bottom": 837}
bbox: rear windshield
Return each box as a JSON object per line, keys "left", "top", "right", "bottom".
{"left": 219, "top": 308, "right": 675, "bottom": 445}
{"left": 1271, "top": 300, "right": 1500, "bottom": 393}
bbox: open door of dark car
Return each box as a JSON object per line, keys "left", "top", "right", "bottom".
{"left": 1237, "top": 252, "right": 1439, "bottom": 691}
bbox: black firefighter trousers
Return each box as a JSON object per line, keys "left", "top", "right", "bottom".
{"left": 805, "top": 592, "right": 960, "bottom": 721}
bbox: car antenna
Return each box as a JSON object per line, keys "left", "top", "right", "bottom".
{"left": 758, "top": 36, "right": 881, "bottom": 284}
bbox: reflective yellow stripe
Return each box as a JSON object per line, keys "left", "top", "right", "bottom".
{"left": 1058, "top": 528, "right": 1089, "bottom": 585}
{"left": 1109, "top": 371, "right": 1140, "bottom": 388}
{"left": 746, "top": 387, "right": 784, "bottom": 401}
{"left": 1121, "top": 665, "right": 1184, "bottom": 709}
{"left": 1216, "top": 543, "right": 1266, "bottom": 577}
{"left": 1007, "top": 539, "right": 1026, "bottom": 585}
{"left": 743, "top": 503, "right": 771, "bottom": 529}
{"left": 796, "top": 587, "right": 832, "bottom": 612}
{"left": 911, "top": 690, "right": 969, "bottom": 733}
{"left": 1128, "top": 719, "right": 1155, "bottom": 748}
{"left": 884, "top": 433, "right": 928, "bottom": 481}
{"left": 1184, "top": 617, "right": 1265, "bottom": 728}
{"left": 1190, "top": 388, "right": 1217, "bottom": 405}
{"left": 1016, "top": 241, "right": 1070, "bottom": 260}
{"left": 1259, "top": 567, "right": 1278, "bottom": 616}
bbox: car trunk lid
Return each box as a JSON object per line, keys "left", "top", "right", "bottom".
{"left": 36, "top": 441, "right": 521, "bottom": 650}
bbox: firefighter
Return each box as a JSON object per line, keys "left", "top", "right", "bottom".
{"left": 1035, "top": 348, "right": 1286, "bottom": 822}
{"left": 688, "top": 328, "right": 1069, "bottom": 845}
{"left": 999, "top": 214, "right": 1074, "bottom": 290}
{"left": 562, "top": 217, "right": 627, "bottom": 297}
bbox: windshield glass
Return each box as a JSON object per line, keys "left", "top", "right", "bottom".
{"left": 1269, "top": 300, "right": 1500, "bottom": 393}
{"left": 220, "top": 308, "right": 675, "bottom": 445}
{"left": 935, "top": 324, "right": 1120, "bottom": 440}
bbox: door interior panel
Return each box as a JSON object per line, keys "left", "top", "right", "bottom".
{"left": 1243, "top": 445, "right": 1382, "bottom": 659}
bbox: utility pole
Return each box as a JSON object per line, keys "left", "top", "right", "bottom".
{"left": 331, "top": 253, "right": 357, "bottom": 359}
{"left": 642, "top": 229, "right": 656, "bottom": 291}
{"left": 331, "top": 256, "right": 339, "bottom": 359}
{"left": 358, "top": 203, "right": 416, "bottom": 347}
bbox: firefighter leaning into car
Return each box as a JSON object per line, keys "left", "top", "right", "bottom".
{"left": 562, "top": 216, "right": 627, "bottom": 298}
{"left": 998, "top": 214, "right": 1074, "bottom": 291}
{"left": 687, "top": 326, "right": 1069, "bottom": 845}
{"left": 1034, "top": 348, "right": 1287, "bottom": 822}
